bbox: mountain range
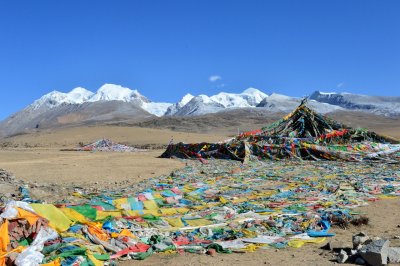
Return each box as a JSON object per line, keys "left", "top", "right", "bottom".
{"left": 0, "top": 83, "right": 399, "bottom": 137}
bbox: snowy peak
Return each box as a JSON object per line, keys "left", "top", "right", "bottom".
{"left": 28, "top": 85, "right": 270, "bottom": 117}
{"left": 240, "top": 88, "right": 268, "bottom": 105}
{"left": 168, "top": 89, "right": 269, "bottom": 116}
{"left": 68, "top": 87, "right": 94, "bottom": 103}
{"left": 179, "top": 94, "right": 195, "bottom": 106}
{"left": 21, "top": 86, "right": 400, "bottom": 121}
{"left": 173, "top": 94, "right": 225, "bottom": 116}
{"left": 29, "top": 87, "right": 95, "bottom": 110}
{"left": 309, "top": 90, "right": 400, "bottom": 116}
{"left": 27, "top": 84, "right": 172, "bottom": 117}
{"left": 242, "top": 88, "right": 262, "bottom": 94}
{"left": 164, "top": 93, "right": 195, "bottom": 116}
{"left": 89, "top": 84, "right": 150, "bottom": 103}
{"left": 210, "top": 92, "right": 250, "bottom": 108}
{"left": 88, "top": 84, "right": 171, "bottom": 116}
{"left": 141, "top": 102, "right": 172, "bottom": 117}
{"left": 30, "top": 91, "right": 69, "bottom": 110}
{"left": 241, "top": 88, "right": 268, "bottom": 103}
{"left": 257, "top": 92, "right": 344, "bottom": 114}
{"left": 195, "top": 94, "right": 214, "bottom": 104}
{"left": 209, "top": 88, "right": 268, "bottom": 108}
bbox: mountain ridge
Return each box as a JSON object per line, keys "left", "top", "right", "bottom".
{"left": 0, "top": 84, "right": 399, "bottom": 137}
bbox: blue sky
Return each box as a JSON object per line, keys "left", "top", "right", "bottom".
{"left": 0, "top": 1, "right": 399, "bottom": 119}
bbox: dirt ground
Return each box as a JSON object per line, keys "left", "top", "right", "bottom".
{"left": 0, "top": 125, "right": 399, "bottom": 265}
{"left": 0, "top": 126, "right": 227, "bottom": 203}
{"left": 0, "top": 149, "right": 183, "bottom": 186}
{"left": 0, "top": 125, "right": 228, "bottom": 148}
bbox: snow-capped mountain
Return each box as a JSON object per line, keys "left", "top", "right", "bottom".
{"left": 210, "top": 88, "right": 267, "bottom": 108}
{"left": 257, "top": 93, "right": 344, "bottom": 113}
{"left": 164, "top": 94, "right": 194, "bottom": 116}
{"left": 0, "top": 84, "right": 172, "bottom": 137}
{"left": 28, "top": 84, "right": 172, "bottom": 117}
{"left": 88, "top": 84, "right": 149, "bottom": 103}
{"left": 68, "top": 87, "right": 94, "bottom": 103}
{"left": 173, "top": 95, "right": 226, "bottom": 116}
{"left": 309, "top": 91, "right": 400, "bottom": 116}
{"left": 1, "top": 84, "right": 399, "bottom": 138}
{"left": 29, "top": 87, "right": 94, "bottom": 110}
{"left": 141, "top": 102, "right": 174, "bottom": 117}
{"left": 166, "top": 88, "right": 268, "bottom": 116}
{"left": 168, "top": 88, "right": 342, "bottom": 116}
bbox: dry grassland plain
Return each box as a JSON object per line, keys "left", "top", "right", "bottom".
{"left": 0, "top": 118, "right": 399, "bottom": 265}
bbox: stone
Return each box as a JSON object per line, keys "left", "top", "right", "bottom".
{"left": 353, "top": 232, "right": 371, "bottom": 250}
{"left": 354, "top": 257, "right": 366, "bottom": 265}
{"left": 206, "top": 248, "right": 217, "bottom": 256}
{"left": 337, "top": 249, "right": 348, "bottom": 263}
{"left": 350, "top": 249, "right": 358, "bottom": 255}
{"left": 388, "top": 247, "right": 400, "bottom": 263}
{"left": 328, "top": 239, "right": 352, "bottom": 251}
{"left": 359, "top": 239, "right": 390, "bottom": 266}
{"left": 0, "top": 169, "right": 16, "bottom": 182}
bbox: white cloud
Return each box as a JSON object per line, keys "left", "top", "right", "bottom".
{"left": 209, "top": 75, "right": 222, "bottom": 82}
{"left": 337, "top": 82, "right": 344, "bottom": 88}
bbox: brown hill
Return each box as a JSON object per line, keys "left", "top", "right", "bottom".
{"left": 131, "top": 108, "right": 400, "bottom": 139}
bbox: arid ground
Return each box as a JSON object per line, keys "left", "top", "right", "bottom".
{"left": 0, "top": 121, "right": 399, "bottom": 265}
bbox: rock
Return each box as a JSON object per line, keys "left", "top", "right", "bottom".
{"left": 337, "top": 249, "right": 348, "bottom": 263}
{"left": 0, "top": 169, "right": 16, "bottom": 182}
{"left": 350, "top": 249, "right": 358, "bottom": 255}
{"left": 206, "top": 248, "right": 217, "bottom": 256}
{"left": 328, "top": 239, "right": 352, "bottom": 251}
{"left": 359, "top": 239, "right": 390, "bottom": 266}
{"left": 353, "top": 232, "right": 371, "bottom": 250}
{"left": 388, "top": 247, "right": 400, "bottom": 263}
{"left": 354, "top": 257, "right": 366, "bottom": 265}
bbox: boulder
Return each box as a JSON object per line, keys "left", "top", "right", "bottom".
{"left": 353, "top": 232, "right": 371, "bottom": 250}
{"left": 337, "top": 249, "right": 348, "bottom": 263}
{"left": 354, "top": 257, "right": 366, "bottom": 265}
{"left": 327, "top": 239, "right": 352, "bottom": 251}
{"left": 388, "top": 247, "right": 400, "bottom": 263}
{"left": 359, "top": 239, "right": 390, "bottom": 266}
